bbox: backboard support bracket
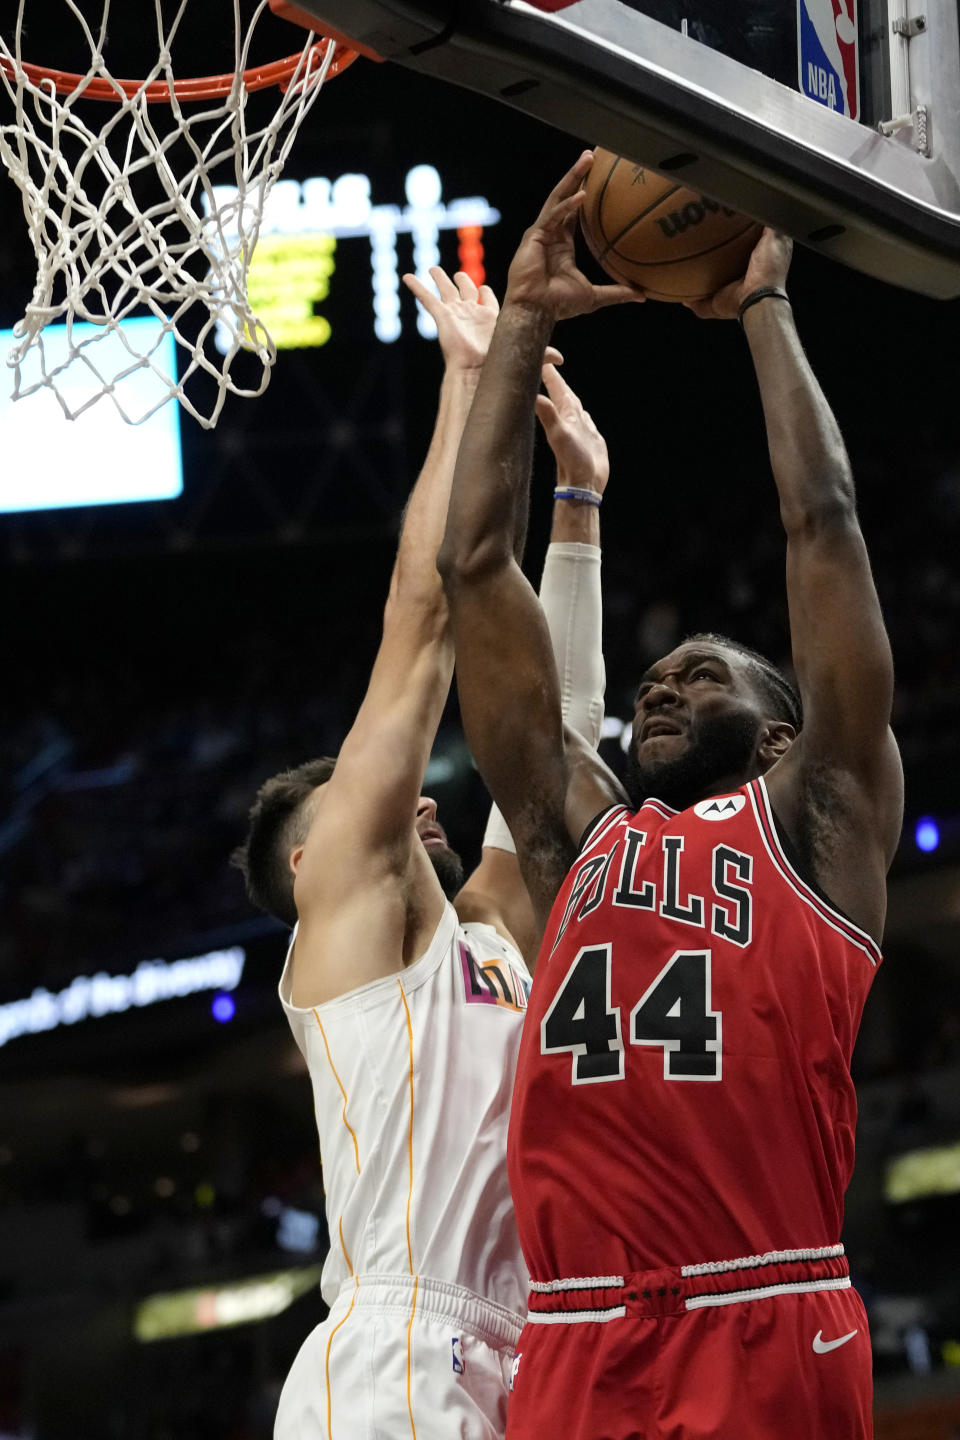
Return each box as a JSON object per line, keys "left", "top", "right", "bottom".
{"left": 879, "top": 105, "right": 931, "bottom": 157}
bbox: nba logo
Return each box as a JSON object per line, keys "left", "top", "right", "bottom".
{"left": 797, "top": 0, "right": 859, "bottom": 120}
{"left": 451, "top": 1337, "right": 465, "bottom": 1375}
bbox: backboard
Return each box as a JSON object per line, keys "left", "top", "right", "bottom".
{"left": 279, "top": 0, "right": 960, "bottom": 298}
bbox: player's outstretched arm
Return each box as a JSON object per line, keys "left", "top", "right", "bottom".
{"left": 455, "top": 363, "right": 610, "bottom": 965}
{"left": 290, "top": 270, "right": 498, "bottom": 1004}
{"left": 693, "top": 231, "right": 902, "bottom": 941}
{"left": 534, "top": 362, "right": 607, "bottom": 747}
{"left": 439, "top": 155, "right": 637, "bottom": 929}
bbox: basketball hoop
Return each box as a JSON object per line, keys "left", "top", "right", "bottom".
{"left": 0, "top": 2, "right": 359, "bottom": 428}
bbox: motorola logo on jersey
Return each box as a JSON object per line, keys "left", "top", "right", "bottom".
{"left": 693, "top": 796, "right": 747, "bottom": 821}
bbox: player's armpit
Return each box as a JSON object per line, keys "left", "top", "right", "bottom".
{"left": 455, "top": 847, "right": 539, "bottom": 971}
{"left": 563, "top": 726, "right": 630, "bottom": 842}
{"left": 765, "top": 724, "right": 901, "bottom": 945}
{"left": 759, "top": 503, "right": 903, "bottom": 940}
{"left": 288, "top": 876, "right": 412, "bottom": 1008}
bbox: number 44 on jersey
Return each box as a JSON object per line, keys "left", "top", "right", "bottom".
{"left": 541, "top": 945, "right": 723, "bottom": 1086}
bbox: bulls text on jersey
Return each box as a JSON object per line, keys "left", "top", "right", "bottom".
{"left": 551, "top": 824, "right": 753, "bottom": 956}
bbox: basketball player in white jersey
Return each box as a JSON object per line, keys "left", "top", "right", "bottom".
{"left": 234, "top": 266, "right": 612, "bottom": 1439}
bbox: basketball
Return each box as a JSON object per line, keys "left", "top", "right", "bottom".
{"left": 580, "top": 148, "right": 762, "bottom": 302}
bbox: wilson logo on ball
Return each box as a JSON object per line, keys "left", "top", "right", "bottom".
{"left": 656, "top": 197, "right": 738, "bottom": 239}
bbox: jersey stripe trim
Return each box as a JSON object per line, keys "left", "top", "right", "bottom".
{"left": 748, "top": 779, "right": 881, "bottom": 966}
{"left": 579, "top": 806, "right": 630, "bottom": 858}
{"left": 324, "top": 1275, "right": 358, "bottom": 1439}
{"left": 529, "top": 1274, "right": 625, "bottom": 1292}
{"left": 527, "top": 1305, "right": 627, "bottom": 1324}
{"left": 681, "top": 1244, "right": 844, "bottom": 1277}
{"left": 396, "top": 979, "right": 416, "bottom": 1276}
{"left": 641, "top": 796, "right": 679, "bottom": 819}
{"left": 338, "top": 1217, "right": 353, "bottom": 1277}
{"left": 313, "top": 1009, "right": 361, "bottom": 1174}
{"left": 405, "top": 1274, "right": 420, "bottom": 1440}
{"left": 685, "top": 1276, "right": 851, "bottom": 1310}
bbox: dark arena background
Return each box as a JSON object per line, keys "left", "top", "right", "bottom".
{"left": 1, "top": 6, "right": 960, "bottom": 1437}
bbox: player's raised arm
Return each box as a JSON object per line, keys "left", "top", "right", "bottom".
{"left": 454, "top": 363, "right": 610, "bottom": 964}
{"left": 289, "top": 270, "right": 498, "bottom": 1002}
{"left": 690, "top": 232, "right": 903, "bottom": 941}
{"left": 439, "top": 154, "right": 639, "bottom": 926}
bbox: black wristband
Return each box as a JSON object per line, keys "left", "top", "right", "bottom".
{"left": 737, "top": 287, "right": 790, "bottom": 325}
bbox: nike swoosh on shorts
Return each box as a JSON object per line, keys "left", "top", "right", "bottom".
{"left": 812, "top": 1328, "right": 859, "bottom": 1354}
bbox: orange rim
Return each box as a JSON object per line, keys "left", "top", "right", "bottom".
{"left": 0, "top": 37, "right": 358, "bottom": 102}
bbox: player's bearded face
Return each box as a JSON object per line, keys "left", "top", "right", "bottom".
{"left": 417, "top": 815, "right": 465, "bottom": 899}
{"left": 625, "top": 705, "right": 761, "bottom": 812}
{"left": 428, "top": 842, "right": 465, "bottom": 900}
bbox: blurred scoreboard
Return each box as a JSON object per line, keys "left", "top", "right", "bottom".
{"left": 206, "top": 163, "right": 500, "bottom": 352}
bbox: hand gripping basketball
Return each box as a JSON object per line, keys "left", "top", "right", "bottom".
{"left": 505, "top": 153, "right": 645, "bottom": 320}
{"left": 684, "top": 229, "right": 794, "bottom": 321}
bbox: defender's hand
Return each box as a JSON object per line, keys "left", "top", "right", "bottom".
{"left": 505, "top": 152, "right": 645, "bottom": 321}
{"left": 536, "top": 364, "right": 609, "bottom": 496}
{"left": 684, "top": 229, "right": 794, "bottom": 320}
{"left": 403, "top": 267, "right": 500, "bottom": 370}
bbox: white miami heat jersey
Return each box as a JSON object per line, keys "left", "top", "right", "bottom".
{"left": 280, "top": 898, "right": 532, "bottom": 1316}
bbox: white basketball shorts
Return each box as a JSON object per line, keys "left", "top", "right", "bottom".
{"left": 275, "top": 1273, "right": 524, "bottom": 1440}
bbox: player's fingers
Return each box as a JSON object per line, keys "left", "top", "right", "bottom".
{"left": 590, "top": 282, "right": 645, "bottom": 310}
{"left": 453, "top": 270, "right": 479, "bottom": 303}
{"left": 543, "top": 346, "right": 564, "bottom": 366}
{"left": 428, "top": 266, "right": 460, "bottom": 302}
{"left": 535, "top": 151, "right": 594, "bottom": 223}
{"left": 401, "top": 272, "right": 439, "bottom": 311}
{"left": 682, "top": 299, "right": 716, "bottom": 320}
{"left": 539, "top": 189, "right": 587, "bottom": 236}
{"left": 478, "top": 284, "right": 500, "bottom": 314}
{"left": 534, "top": 394, "right": 558, "bottom": 430}
{"left": 759, "top": 224, "right": 792, "bottom": 253}
{"left": 541, "top": 362, "right": 576, "bottom": 407}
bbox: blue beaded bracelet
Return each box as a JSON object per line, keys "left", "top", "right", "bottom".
{"left": 554, "top": 486, "right": 602, "bottom": 507}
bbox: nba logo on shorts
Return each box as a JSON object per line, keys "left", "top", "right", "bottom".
{"left": 797, "top": 0, "right": 859, "bottom": 120}
{"left": 452, "top": 1337, "right": 465, "bottom": 1374}
{"left": 510, "top": 1352, "right": 522, "bottom": 1392}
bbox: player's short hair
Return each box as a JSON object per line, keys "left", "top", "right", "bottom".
{"left": 687, "top": 632, "right": 803, "bottom": 731}
{"left": 232, "top": 757, "right": 337, "bottom": 928}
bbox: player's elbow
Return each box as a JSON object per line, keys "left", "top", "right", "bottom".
{"left": 437, "top": 530, "right": 510, "bottom": 591}
{"left": 779, "top": 489, "right": 858, "bottom": 541}
{"left": 383, "top": 568, "right": 447, "bottom": 637}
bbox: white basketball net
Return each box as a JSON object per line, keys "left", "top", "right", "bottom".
{"left": 0, "top": 1, "right": 338, "bottom": 427}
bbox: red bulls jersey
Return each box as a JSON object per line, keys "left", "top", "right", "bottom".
{"left": 507, "top": 776, "right": 881, "bottom": 1282}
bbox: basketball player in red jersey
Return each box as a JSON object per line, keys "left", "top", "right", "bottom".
{"left": 438, "top": 152, "right": 903, "bottom": 1439}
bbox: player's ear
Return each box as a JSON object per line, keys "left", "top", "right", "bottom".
{"left": 289, "top": 844, "right": 306, "bottom": 877}
{"left": 758, "top": 720, "right": 796, "bottom": 767}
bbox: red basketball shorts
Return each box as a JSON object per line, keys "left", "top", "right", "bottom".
{"left": 506, "top": 1251, "right": 873, "bottom": 1440}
